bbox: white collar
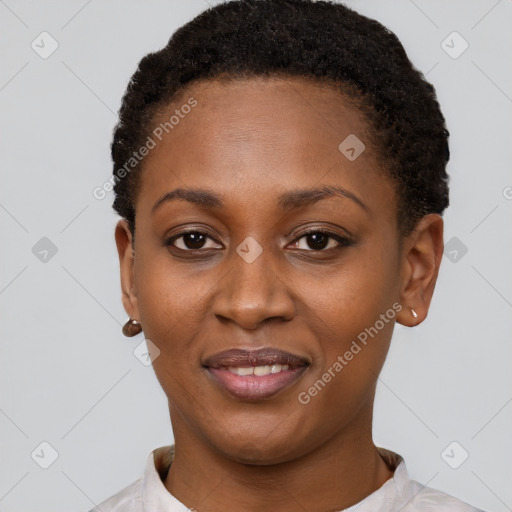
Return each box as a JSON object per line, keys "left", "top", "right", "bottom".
{"left": 141, "top": 445, "right": 405, "bottom": 511}
{"left": 138, "top": 445, "right": 480, "bottom": 511}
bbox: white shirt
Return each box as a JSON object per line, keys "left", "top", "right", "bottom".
{"left": 90, "top": 445, "right": 485, "bottom": 512}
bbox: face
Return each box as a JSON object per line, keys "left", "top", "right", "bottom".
{"left": 116, "top": 76, "right": 440, "bottom": 464}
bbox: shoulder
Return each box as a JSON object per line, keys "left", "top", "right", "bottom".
{"left": 400, "top": 473, "right": 485, "bottom": 511}
{"left": 88, "top": 445, "right": 174, "bottom": 512}
{"left": 376, "top": 448, "right": 485, "bottom": 512}
{"left": 89, "top": 477, "right": 143, "bottom": 512}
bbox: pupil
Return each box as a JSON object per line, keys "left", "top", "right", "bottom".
{"left": 185, "top": 232, "right": 205, "bottom": 249}
{"left": 308, "top": 233, "right": 328, "bottom": 250}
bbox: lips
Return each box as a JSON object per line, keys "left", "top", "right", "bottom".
{"left": 204, "top": 347, "right": 309, "bottom": 369}
{"left": 204, "top": 347, "right": 309, "bottom": 401}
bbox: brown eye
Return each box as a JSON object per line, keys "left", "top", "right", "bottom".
{"left": 289, "top": 231, "right": 353, "bottom": 251}
{"left": 166, "top": 231, "right": 221, "bottom": 251}
{"left": 304, "top": 232, "right": 330, "bottom": 250}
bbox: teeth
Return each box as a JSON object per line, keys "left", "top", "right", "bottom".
{"left": 254, "top": 365, "right": 271, "bottom": 376}
{"left": 228, "top": 366, "right": 254, "bottom": 376}
{"left": 227, "top": 364, "right": 290, "bottom": 376}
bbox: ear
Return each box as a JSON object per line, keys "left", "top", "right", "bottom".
{"left": 114, "top": 219, "right": 140, "bottom": 321}
{"left": 396, "top": 214, "right": 444, "bottom": 327}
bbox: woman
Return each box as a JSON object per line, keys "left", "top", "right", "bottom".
{"left": 93, "top": 0, "right": 485, "bottom": 510}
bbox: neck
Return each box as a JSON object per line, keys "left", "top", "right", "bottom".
{"left": 163, "top": 406, "right": 394, "bottom": 512}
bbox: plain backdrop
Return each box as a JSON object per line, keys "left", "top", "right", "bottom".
{"left": 0, "top": 1, "right": 511, "bottom": 511}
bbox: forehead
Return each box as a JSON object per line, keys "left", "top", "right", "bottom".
{"left": 136, "top": 76, "right": 395, "bottom": 221}
{"left": 152, "top": 76, "right": 369, "bottom": 148}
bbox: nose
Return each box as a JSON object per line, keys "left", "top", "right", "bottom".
{"left": 212, "top": 242, "right": 296, "bottom": 330}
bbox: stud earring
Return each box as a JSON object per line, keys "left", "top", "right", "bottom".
{"left": 122, "top": 318, "right": 142, "bottom": 337}
{"left": 411, "top": 309, "right": 418, "bottom": 319}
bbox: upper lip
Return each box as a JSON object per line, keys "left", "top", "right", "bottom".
{"left": 204, "top": 347, "right": 310, "bottom": 369}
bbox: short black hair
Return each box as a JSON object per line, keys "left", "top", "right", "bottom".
{"left": 111, "top": 0, "right": 449, "bottom": 237}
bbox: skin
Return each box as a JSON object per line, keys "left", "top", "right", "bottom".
{"left": 115, "top": 76, "right": 444, "bottom": 512}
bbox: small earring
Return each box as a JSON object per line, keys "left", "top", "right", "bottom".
{"left": 411, "top": 309, "right": 418, "bottom": 319}
{"left": 122, "top": 318, "right": 142, "bottom": 337}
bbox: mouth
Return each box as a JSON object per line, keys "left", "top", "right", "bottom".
{"left": 203, "top": 347, "right": 309, "bottom": 401}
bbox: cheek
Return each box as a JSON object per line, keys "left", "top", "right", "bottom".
{"left": 301, "top": 250, "right": 398, "bottom": 335}
{"left": 295, "top": 245, "right": 398, "bottom": 394}
{"left": 134, "top": 243, "right": 206, "bottom": 326}
{"left": 133, "top": 249, "right": 206, "bottom": 379}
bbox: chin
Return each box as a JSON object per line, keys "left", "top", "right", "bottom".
{"left": 206, "top": 426, "right": 311, "bottom": 466}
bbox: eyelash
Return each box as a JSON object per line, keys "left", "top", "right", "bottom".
{"left": 165, "top": 229, "right": 354, "bottom": 254}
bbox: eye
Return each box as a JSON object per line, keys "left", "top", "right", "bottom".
{"left": 166, "top": 230, "right": 222, "bottom": 251}
{"left": 166, "top": 229, "right": 353, "bottom": 253}
{"left": 288, "top": 230, "right": 353, "bottom": 251}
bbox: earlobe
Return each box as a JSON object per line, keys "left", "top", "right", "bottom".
{"left": 114, "top": 219, "right": 140, "bottom": 320}
{"left": 396, "top": 214, "right": 444, "bottom": 327}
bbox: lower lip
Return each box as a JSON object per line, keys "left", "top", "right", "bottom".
{"left": 207, "top": 366, "right": 307, "bottom": 401}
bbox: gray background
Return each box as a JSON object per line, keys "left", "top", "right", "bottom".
{"left": 0, "top": 0, "right": 511, "bottom": 511}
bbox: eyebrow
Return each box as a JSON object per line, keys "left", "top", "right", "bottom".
{"left": 151, "top": 185, "right": 369, "bottom": 215}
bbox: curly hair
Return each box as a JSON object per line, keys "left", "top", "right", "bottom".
{"left": 111, "top": 0, "right": 449, "bottom": 238}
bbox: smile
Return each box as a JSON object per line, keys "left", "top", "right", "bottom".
{"left": 204, "top": 347, "right": 309, "bottom": 401}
